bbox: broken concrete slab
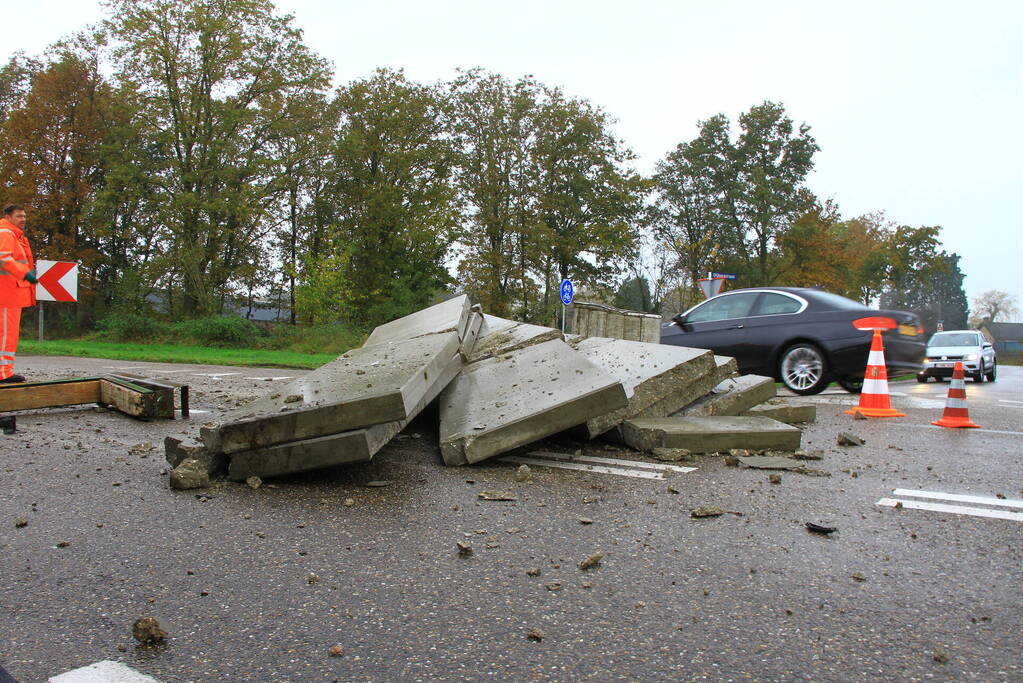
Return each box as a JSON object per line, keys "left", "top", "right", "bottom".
{"left": 678, "top": 374, "right": 776, "bottom": 417}
{"left": 620, "top": 416, "right": 802, "bottom": 453}
{"left": 164, "top": 436, "right": 227, "bottom": 476}
{"left": 628, "top": 355, "right": 738, "bottom": 421}
{"left": 203, "top": 331, "right": 461, "bottom": 455}
{"left": 459, "top": 306, "right": 485, "bottom": 358}
{"left": 364, "top": 294, "right": 471, "bottom": 347}
{"left": 568, "top": 337, "right": 714, "bottom": 438}
{"left": 227, "top": 350, "right": 464, "bottom": 480}
{"left": 467, "top": 314, "right": 563, "bottom": 363}
{"left": 742, "top": 398, "right": 817, "bottom": 424}
{"left": 439, "top": 338, "right": 628, "bottom": 465}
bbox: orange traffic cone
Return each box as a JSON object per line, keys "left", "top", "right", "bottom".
{"left": 844, "top": 329, "right": 905, "bottom": 418}
{"left": 932, "top": 362, "right": 981, "bottom": 428}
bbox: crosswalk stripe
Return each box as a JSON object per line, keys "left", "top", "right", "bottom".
{"left": 892, "top": 488, "right": 1023, "bottom": 509}
{"left": 876, "top": 497, "right": 1023, "bottom": 522}
{"left": 49, "top": 660, "right": 160, "bottom": 682}
{"left": 891, "top": 423, "right": 1023, "bottom": 437}
{"left": 528, "top": 450, "right": 696, "bottom": 474}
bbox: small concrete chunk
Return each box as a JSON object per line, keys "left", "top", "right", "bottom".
{"left": 620, "top": 416, "right": 801, "bottom": 453}
{"left": 569, "top": 337, "right": 714, "bottom": 438}
{"left": 679, "top": 374, "right": 776, "bottom": 417}
{"left": 169, "top": 458, "right": 210, "bottom": 490}
{"left": 205, "top": 332, "right": 461, "bottom": 455}
{"left": 364, "top": 294, "right": 471, "bottom": 347}
{"left": 439, "top": 339, "right": 628, "bottom": 465}
{"left": 742, "top": 398, "right": 817, "bottom": 424}
{"left": 164, "top": 436, "right": 226, "bottom": 476}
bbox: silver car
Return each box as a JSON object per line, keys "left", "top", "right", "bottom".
{"left": 917, "top": 330, "right": 997, "bottom": 383}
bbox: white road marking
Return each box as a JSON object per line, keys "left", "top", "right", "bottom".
{"left": 999, "top": 399, "right": 1023, "bottom": 404}
{"left": 104, "top": 366, "right": 147, "bottom": 370}
{"left": 192, "top": 372, "right": 241, "bottom": 379}
{"left": 178, "top": 408, "right": 209, "bottom": 415}
{"left": 147, "top": 369, "right": 191, "bottom": 374}
{"left": 892, "top": 488, "right": 1023, "bottom": 509}
{"left": 49, "top": 660, "right": 161, "bottom": 682}
{"left": 528, "top": 450, "right": 696, "bottom": 474}
{"left": 876, "top": 498, "right": 1023, "bottom": 522}
{"left": 249, "top": 376, "right": 294, "bottom": 381}
{"left": 502, "top": 451, "right": 695, "bottom": 480}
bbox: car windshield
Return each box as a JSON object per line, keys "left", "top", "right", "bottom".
{"left": 685, "top": 292, "right": 759, "bottom": 323}
{"left": 808, "top": 291, "right": 871, "bottom": 311}
{"left": 928, "top": 332, "right": 980, "bottom": 347}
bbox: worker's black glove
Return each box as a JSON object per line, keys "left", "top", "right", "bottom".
{"left": 24, "top": 270, "right": 38, "bottom": 284}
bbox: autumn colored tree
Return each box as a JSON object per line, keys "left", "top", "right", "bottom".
{"left": 970, "top": 290, "right": 1019, "bottom": 327}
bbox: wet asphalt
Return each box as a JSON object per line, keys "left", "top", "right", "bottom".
{"left": 1, "top": 356, "right": 1021, "bottom": 682}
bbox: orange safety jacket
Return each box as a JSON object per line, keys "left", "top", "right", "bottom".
{"left": 0, "top": 217, "right": 36, "bottom": 308}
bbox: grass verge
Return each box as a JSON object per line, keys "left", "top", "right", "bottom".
{"left": 19, "top": 339, "right": 334, "bottom": 370}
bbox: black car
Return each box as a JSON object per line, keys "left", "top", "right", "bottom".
{"left": 660, "top": 287, "right": 926, "bottom": 395}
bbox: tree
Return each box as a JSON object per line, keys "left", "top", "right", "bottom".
{"left": 448, "top": 69, "right": 541, "bottom": 318}
{"left": 613, "top": 275, "right": 657, "bottom": 313}
{"left": 302, "top": 69, "right": 458, "bottom": 326}
{"left": 878, "top": 225, "right": 967, "bottom": 332}
{"left": 970, "top": 290, "right": 1019, "bottom": 327}
{"left": 104, "top": 0, "right": 331, "bottom": 316}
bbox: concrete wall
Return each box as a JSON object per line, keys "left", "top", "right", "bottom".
{"left": 568, "top": 301, "right": 660, "bottom": 344}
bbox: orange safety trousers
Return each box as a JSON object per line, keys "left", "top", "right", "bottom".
{"left": 1, "top": 306, "right": 20, "bottom": 380}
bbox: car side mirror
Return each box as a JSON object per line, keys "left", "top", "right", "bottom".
{"left": 673, "top": 313, "right": 687, "bottom": 325}
{"left": 983, "top": 343, "right": 992, "bottom": 349}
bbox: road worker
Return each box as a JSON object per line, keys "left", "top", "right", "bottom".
{"left": 0, "top": 203, "right": 37, "bottom": 384}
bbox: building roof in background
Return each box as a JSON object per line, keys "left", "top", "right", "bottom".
{"left": 980, "top": 321, "right": 1023, "bottom": 341}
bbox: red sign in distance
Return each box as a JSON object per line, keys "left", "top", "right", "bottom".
{"left": 35, "top": 260, "right": 78, "bottom": 302}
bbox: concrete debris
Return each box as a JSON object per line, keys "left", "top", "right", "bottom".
{"left": 165, "top": 295, "right": 827, "bottom": 483}
{"left": 14, "top": 517, "right": 28, "bottom": 528}
{"left": 246, "top": 476, "right": 262, "bottom": 489}
{"left": 169, "top": 458, "right": 210, "bottom": 490}
{"left": 568, "top": 337, "right": 713, "bottom": 438}
{"left": 132, "top": 617, "right": 167, "bottom": 644}
{"left": 578, "top": 553, "right": 603, "bottom": 570}
{"left": 769, "top": 473, "right": 782, "bottom": 484}
{"left": 329, "top": 645, "right": 345, "bottom": 657}
{"left": 679, "top": 374, "right": 776, "bottom": 418}
{"left": 457, "top": 542, "right": 473, "bottom": 557}
{"left": 690, "top": 507, "right": 724, "bottom": 518}
{"left": 545, "top": 582, "right": 562, "bottom": 591}
{"left": 439, "top": 339, "right": 628, "bottom": 465}
{"left": 526, "top": 567, "right": 542, "bottom": 576}
{"left": 621, "top": 416, "right": 802, "bottom": 453}
{"left": 527, "top": 627, "right": 545, "bottom": 641}
{"left": 737, "top": 455, "right": 805, "bottom": 470}
{"left": 742, "top": 398, "right": 817, "bottom": 424}
{"left": 478, "top": 491, "right": 517, "bottom": 501}
{"left": 837, "top": 432, "right": 865, "bottom": 446}
{"left": 805, "top": 522, "right": 837, "bottom": 534}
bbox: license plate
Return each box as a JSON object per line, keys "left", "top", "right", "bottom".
{"left": 898, "top": 324, "right": 918, "bottom": 336}
{"left": 936, "top": 362, "right": 954, "bottom": 368}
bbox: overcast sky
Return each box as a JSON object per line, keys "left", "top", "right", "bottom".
{"left": 6, "top": 0, "right": 1022, "bottom": 317}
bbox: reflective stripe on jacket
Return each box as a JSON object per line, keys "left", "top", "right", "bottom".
{"left": 0, "top": 217, "right": 36, "bottom": 308}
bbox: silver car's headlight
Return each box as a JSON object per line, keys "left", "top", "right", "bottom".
{"left": 963, "top": 353, "right": 978, "bottom": 361}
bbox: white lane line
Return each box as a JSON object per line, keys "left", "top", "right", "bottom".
{"left": 876, "top": 498, "right": 1023, "bottom": 522}
{"left": 104, "top": 365, "right": 147, "bottom": 370}
{"left": 148, "top": 369, "right": 191, "bottom": 374}
{"left": 249, "top": 376, "right": 294, "bottom": 381}
{"left": 49, "top": 660, "right": 161, "bottom": 682}
{"left": 892, "top": 488, "right": 1023, "bottom": 509}
{"left": 999, "top": 399, "right": 1023, "bottom": 404}
{"left": 178, "top": 408, "right": 209, "bottom": 415}
{"left": 528, "top": 450, "right": 696, "bottom": 474}
{"left": 891, "top": 423, "right": 1023, "bottom": 437}
{"left": 501, "top": 455, "right": 692, "bottom": 480}
{"left": 192, "top": 372, "right": 241, "bottom": 377}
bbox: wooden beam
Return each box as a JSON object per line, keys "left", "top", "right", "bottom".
{"left": 0, "top": 379, "right": 102, "bottom": 412}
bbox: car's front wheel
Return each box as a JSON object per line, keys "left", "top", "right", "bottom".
{"left": 779, "top": 343, "right": 828, "bottom": 395}
{"left": 986, "top": 361, "right": 997, "bottom": 382}
{"left": 916, "top": 374, "right": 929, "bottom": 383}
{"left": 973, "top": 361, "right": 986, "bottom": 383}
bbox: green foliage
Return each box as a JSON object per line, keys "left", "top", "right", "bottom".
{"left": 614, "top": 276, "right": 658, "bottom": 313}
{"left": 97, "top": 312, "right": 167, "bottom": 341}
{"left": 174, "top": 316, "right": 262, "bottom": 348}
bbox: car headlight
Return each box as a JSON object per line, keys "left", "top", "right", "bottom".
{"left": 963, "top": 353, "right": 978, "bottom": 361}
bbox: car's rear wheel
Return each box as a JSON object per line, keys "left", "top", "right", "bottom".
{"left": 916, "top": 374, "right": 929, "bottom": 383}
{"left": 986, "top": 361, "right": 997, "bottom": 382}
{"left": 838, "top": 376, "right": 863, "bottom": 393}
{"left": 779, "top": 344, "right": 828, "bottom": 395}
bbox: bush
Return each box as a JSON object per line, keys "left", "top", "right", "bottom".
{"left": 173, "top": 316, "right": 262, "bottom": 347}
{"left": 97, "top": 312, "right": 167, "bottom": 341}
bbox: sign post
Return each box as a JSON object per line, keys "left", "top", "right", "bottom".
{"left": 33, "top": 260, "right": 79, "bottom": 341}
{"left": 559, "top": 279, "right": 574, "bottom": 333}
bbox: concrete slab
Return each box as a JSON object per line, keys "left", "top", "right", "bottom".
{"left": 459, "top": 308, "right": 484, "bottom": 359}
{"left": 631, "top": 355, "right": 737, "bottom": 421}
{"left": 620, "top": 416, "right": 802, "bottom": 453}
{"left": 364, "top": 294, "right": 471, "bottom": 347}
{"left": 227, "top": 351, "right": 464, "bottom": 480}
{"left": 569, "top": 337, "right": 714, "bottom": 438}
{"left": 203, "top": 332, "right": 461, "bottom": 455}
{"left": 742, "top": 398, "right": 817, "bottom": 424}
{"left": 678, "top": 374, "right": 776, "bottom": 417}
{"left": 439, "top": 338, "right": 628, "bottom": 465}
{"left": 467, "top": 314, "right": 562, "bottom": 363}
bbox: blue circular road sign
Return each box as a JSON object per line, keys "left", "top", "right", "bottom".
{"left": 560, "top": 279, "right": 574, "bottom": 305}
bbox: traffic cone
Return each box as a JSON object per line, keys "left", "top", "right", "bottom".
{"left": 932, "top": 362, "right": 981, "bottom": 428}
{"left": 844, "top": 329, "right": 905, "bottom": 418}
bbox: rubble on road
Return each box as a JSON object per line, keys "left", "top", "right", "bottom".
{"left": 165, "top": 295, "right": 812, "bottom": 483}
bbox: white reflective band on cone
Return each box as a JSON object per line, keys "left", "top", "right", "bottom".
{"left": 945, "top": 397, "right": 968, "bottom": 409}
{"left": 867, "top": 350, "right": 886, "bottom": 366}
{"left": 862, "top": 378, "right": 889, "bottom": 394}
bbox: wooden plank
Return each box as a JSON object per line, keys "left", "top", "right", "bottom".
{"left": 105, "top": 374, "right": 177, "bottom": 418}
{"left": 0, "top": 379, "right": 102, "bottom": 412}
{"left": 99, "top": 379, "right": 155, "bottom": 417}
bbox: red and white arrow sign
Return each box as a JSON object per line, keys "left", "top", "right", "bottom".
{"left": 34, "top": 260, "right": 78, "bottom": 302}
